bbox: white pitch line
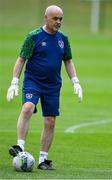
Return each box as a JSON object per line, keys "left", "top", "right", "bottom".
{"left": 65, "top": 119, "right": 112, "bottom": 133}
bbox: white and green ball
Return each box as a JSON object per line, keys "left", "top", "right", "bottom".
{"left": 12, "top": 151, "right": 35, "bottom": 172}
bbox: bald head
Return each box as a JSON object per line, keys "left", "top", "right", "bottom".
{"left": 44, "top": 5, "right": 63, "bottom": 34}
{"left": 45, "top": 5, "right": 63, "bottom": 16}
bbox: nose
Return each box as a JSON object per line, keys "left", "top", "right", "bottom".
{"left": 57, "top": 18, "right": 61, "bottom": 24}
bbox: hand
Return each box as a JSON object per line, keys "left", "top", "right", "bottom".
{"left": 71, "top": 77, "right": 83, "bottom": 102}
{"left": 7, "top": 77, "right": 19, "bottom": 102}
{"left": 73, "top": 83, "right": 83, "bottom": 102}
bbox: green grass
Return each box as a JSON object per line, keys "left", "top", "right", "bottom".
{"left": 1, "top": 0, "right": 112, "bottom": 179}
{"left": 1, "top": 133, "right": 112, "bottom": 179}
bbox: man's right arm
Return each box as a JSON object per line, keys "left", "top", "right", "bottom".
{"left": 6, "top": 57, "right": 25, "bottom": 102}
{"left": 7, "top": 31, "right": 35, "bottom": 102}
{"left": 13, "top": 57, "right": 25, "bottom": 78}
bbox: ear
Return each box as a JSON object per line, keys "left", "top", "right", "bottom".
{"left": 44, "top": 15, "right": 48, "bottom": 21}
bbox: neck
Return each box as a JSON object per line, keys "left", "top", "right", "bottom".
{"left": 43, "top": 25, "right": 56, "bottom": 34}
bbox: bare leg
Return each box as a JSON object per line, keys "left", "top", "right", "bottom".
{"left": 9, "top": 102, "right": 35, "bottom": 156}
{"left": 40, "top": 116, "right": 56, "bottom": 152}
{"left": 17, "top": 102, "right": 35, "bottom": 140}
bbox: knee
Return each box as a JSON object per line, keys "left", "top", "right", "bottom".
{"left": 44, "top": 117, "right": 55, "bottom": 130}
{"left": 22, "top": 103, "right": 35, "bottom": 116}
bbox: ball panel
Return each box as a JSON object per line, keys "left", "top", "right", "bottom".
{"left": 12, "top": 151, "right": 35, "bottom": 172}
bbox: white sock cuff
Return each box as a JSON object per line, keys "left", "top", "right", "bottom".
{"left": 17, "top": 139, "right": 25, "bottom": 150}
{"left": 40, "top": 151, "right": 48, "bottom": 156}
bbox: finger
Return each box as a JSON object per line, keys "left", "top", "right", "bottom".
{"left": 78, "top": 89, "right": 83, "bottom": 102}
{"left": 7, "top": 91, "right": 11, "bottom": 102}
{"left": 73, "top": 86, "right": 78, "bottom": 94}
{"left": 7, "top": 88, "right": 13, "bottom": 102}
{"left": 10, "top": 90, "right": 14, "bottom": 100}
{"left": 75, "top": 88, "right": 78, "bottom": 94}
{"left": 15, "top": 88, "right": 19, "bottom": 96}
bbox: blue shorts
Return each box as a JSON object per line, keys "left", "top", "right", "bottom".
{"left": 22, "top": 89, "right": 60, "bottom": 116}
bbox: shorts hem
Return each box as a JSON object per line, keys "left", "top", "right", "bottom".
{"left": 42, "top": 114, "right": 60, "bottom": 117}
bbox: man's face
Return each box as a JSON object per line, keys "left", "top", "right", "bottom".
{"left": 45, "top": 12, "right": 63, "bottom": 33}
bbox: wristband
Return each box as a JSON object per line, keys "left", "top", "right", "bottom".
{"left": 11, "top": 77, "right": 19, "bottom": 85}
{"left": 71, "top": 77, "right": 79, "bottom": 84}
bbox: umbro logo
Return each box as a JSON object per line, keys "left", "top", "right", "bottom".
{"left": 41, "top": 42, "right": 47, "bottom": 46}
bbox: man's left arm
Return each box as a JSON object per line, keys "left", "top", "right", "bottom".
{"left": 64, "top": 59, "right": 83, "bottom": 102}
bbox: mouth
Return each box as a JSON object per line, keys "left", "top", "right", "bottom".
{"left": 55, "top": 25, "right": 61, "bottom": 29}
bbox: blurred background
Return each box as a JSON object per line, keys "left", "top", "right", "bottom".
{"left": 1, "top": 0, "right": 112, "bottom": 33}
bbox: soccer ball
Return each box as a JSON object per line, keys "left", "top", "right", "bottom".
{"left": 12, "top": 151, "right": 35, "bottom": 172}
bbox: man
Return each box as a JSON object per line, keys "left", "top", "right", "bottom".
{"left": 7, "top": 5, "right": 83, "bottom": 170}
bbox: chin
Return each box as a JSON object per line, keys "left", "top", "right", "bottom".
{"left": 54, "top": 27, "right": 59, "bottom": 32}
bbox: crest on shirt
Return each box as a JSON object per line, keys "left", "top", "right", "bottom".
{"left": 58, "top": 40, "right": 64, "bottom": 48}
{"left": 26, "top": 93, "right": 33, "bottom": 99}
{"left": 41, "top": 41, "right": 47, "bottom": 46}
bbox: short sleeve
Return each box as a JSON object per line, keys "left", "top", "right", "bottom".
{"left": 19, "top": 33, "right": 35, "bottom": 60}
{"left": 63, "top": 36, "right": 72, "bottom": 61}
